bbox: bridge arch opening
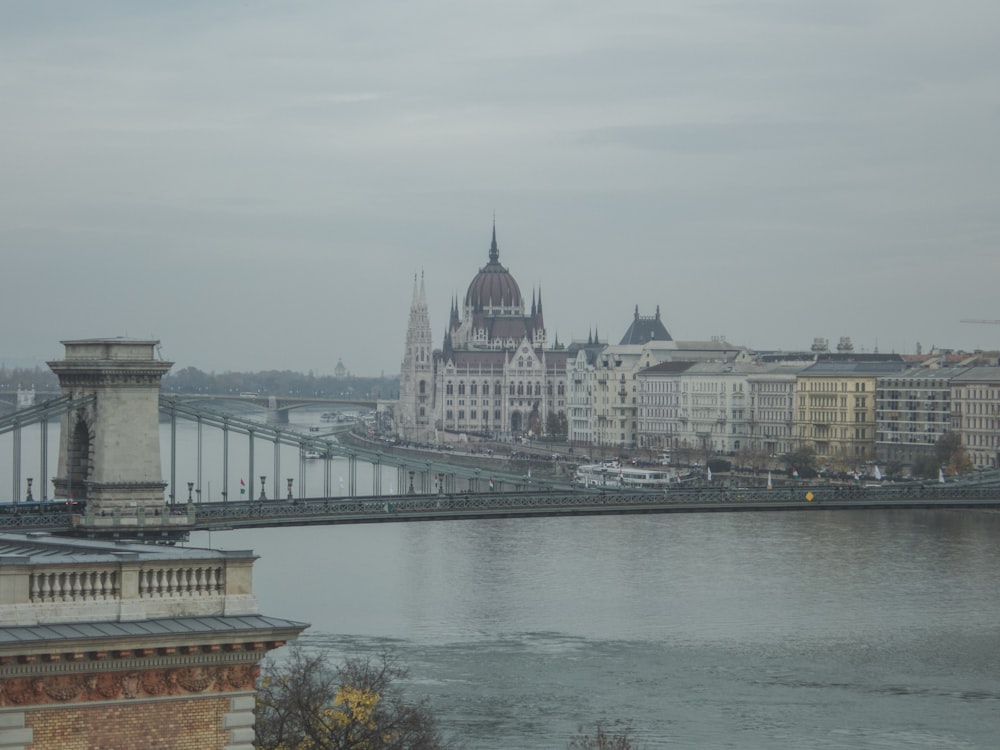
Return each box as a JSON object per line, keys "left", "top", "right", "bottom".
{"left": 66, "top": 418, "right": 93, "bottom": 498}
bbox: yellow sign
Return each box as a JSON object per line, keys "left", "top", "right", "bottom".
{"left": 805, "top": 492, "right": 814, "bottom": 502}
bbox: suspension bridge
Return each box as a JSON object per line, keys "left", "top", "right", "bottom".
{"left": 2, "top": 337, "right": 999, "bottom": 542}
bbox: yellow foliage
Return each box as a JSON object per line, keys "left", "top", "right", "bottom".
{"left": 330, "top": 683, "right": 381, "bottom": 732}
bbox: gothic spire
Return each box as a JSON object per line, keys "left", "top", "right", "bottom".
{"left": 489, "top": 218, "right": 499, "bottom": 264}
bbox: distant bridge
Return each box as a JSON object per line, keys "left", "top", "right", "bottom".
{"left": 165, "top": 393, "right": 378, "bottom": 422}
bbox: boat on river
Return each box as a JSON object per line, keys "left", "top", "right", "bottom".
{"left": 574, "top": 463, "right": 679, "bottom": 489}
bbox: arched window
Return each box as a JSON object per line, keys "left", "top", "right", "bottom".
{"left": 446, "top": 382, "right": 454, "bottom": 395}
{"left": 458, "top": 382, "right": 466, "bottom": 395}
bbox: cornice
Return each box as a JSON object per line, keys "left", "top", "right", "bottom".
{"left": 0, "top": 638, "right": 287, "bottom": 706}
{"left": 0, "top": 660, "right": 262, "bottom": 706}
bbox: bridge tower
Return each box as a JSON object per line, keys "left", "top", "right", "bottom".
{"left": 47, "top": 339, "right": 173, "bottom": 518}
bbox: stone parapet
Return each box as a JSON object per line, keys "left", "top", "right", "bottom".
{"left": 0, "top": 536, "right": 258, "bottom": 627}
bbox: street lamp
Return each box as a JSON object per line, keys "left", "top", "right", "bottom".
{"left": 26, "top": 478, "right": 33, "bottom": 503}
{"left": 187, "top": 482, "right": 194, "bottom": 503}
{"left": 287, "top": 478, "right": 294, "bottom": 500}
{"left": 259, "top": 476, "right": 267, "bottom": 501}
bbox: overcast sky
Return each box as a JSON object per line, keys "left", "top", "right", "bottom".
{"left": 2, "top": 1, "right": 998, "bottom": 376}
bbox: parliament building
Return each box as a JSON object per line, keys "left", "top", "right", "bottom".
{"left": 397, "top": 225, "right": 567, "bottom": 443}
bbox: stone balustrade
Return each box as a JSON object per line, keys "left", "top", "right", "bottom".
{"left": 1, "top": 536, "right": 259, "bottom": 627}
{"left": 30, "top": 568, "right": 120, "bottom": 603}
{"left": 138, "top": 565, "right": 225, "bottom": 599}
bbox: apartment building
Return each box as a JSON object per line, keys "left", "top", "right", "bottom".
{"left": 875, "top": 367, "right": 964, "bottom": 467}
{"left": 796, "top": 360, "right": 907, "bottom": 466}
{"left": 950, "top": 366, "right": 1000, "bottom": 468}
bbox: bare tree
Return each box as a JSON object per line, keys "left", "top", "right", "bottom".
{"left": 567, "top": 722, "right": 641, "bottom": 750}
{"left": 935, "top": 431, "right": 973, "bottom": 475}
{"left": 255, "top": 646, "right": 450, "bottom": 750}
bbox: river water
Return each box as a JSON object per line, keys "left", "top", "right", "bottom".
{"left": 5, "top": 410, "right": 1000, "bottom": 748}
{"left": 188, "top": 507, "right": 1000, "bottom": 749}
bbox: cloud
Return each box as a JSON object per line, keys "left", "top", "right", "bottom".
{"left": 0, "top": 1, "right": 998, "bottom": 372}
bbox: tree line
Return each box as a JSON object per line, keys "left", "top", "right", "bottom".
{"left": 163, "top": 367, "right": 399, "bottom": 401}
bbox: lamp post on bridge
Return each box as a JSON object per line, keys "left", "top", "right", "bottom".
{"left": 287, "top": 478, "right": 294, "bottom": 501}
{"left": 187, "top": 482, "right": 194, "bottom": 504}
{"left": 26, "top": 478, "right": 33, "bottom": 503}
{"left": 259, "top": 476, "right": 267, "bottom": 501}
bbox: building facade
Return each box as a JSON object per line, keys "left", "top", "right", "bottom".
{"left": 582, "top": 309, "right": 742, "bottom": 453}
{"left": 636, "top": 361, "right": 695, "bottom": 454}
{"left": 795, "top": 361, "right": 907, "bottom": 467}
{"left": 0, "top": 533, "right": 305, "bottom": 750}
{"left": 565, "top": 336, "right": 606, "bottom": 448}
{"left": 950, "top": 366, "right": 1000, "bottom": 469}
{"left": 746, "top": 362, "right": 807, "bottom": 459}
{"left": 397, "top": 226, "right": 568, "bottom": 443}
{"left": 875, "top": 367, "right": 962, "bottom": 467}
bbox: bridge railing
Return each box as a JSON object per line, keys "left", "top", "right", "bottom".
{"left": 187, "top": 480, "right": 1000, "bottom": 525}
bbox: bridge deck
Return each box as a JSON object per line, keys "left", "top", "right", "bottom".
{"left": 183, "top": 484, "right": 1000, "bottom": 530}
{"left": 7, "top": 482, "right": 997, "bottom": 537}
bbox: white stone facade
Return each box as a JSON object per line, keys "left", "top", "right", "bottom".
{"left": 950, "top": 366, "right": 1000, "bottom": 468}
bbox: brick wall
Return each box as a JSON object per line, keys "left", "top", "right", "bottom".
{"left": 26, "top": 695, "right": 232, "bottom": 750}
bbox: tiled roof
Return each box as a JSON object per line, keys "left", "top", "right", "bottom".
{"left": 0, "top": 614, "right": 308, "bottom": 647}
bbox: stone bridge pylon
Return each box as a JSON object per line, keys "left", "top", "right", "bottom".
{"left": 47, "top": 338, "right": 184, "bottom": 531}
